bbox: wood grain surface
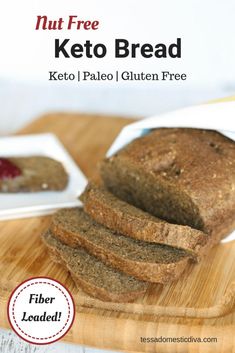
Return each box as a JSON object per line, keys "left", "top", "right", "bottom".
{"left": 0, "top": 112, "right": 235, "bottom": 353}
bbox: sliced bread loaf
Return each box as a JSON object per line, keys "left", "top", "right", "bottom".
{"left": 0, "top": 156, "right": 68, "bottom": 192}
{"left": 80, "top": 182, "right": 208, "bottom": 260}
{"left": 42, "top": 230, "right": 148, "bottom": 302}
{"left": 51, "top": 208, "right": 190, "bottom": 283}
{"left": 100, "top": 128, "right": 235, "bottom": 235}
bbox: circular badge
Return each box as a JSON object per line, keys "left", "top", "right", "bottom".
{"left": 7, "top": 277, "right": 75, "bottom": 345}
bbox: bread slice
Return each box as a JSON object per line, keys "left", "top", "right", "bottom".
{"left": 0, "top": 156, "right": 68, "bottom": 192}
{"left": 51, "top": 208, "right": 190, "bottom": 283}
{"left": 100, "top": 128, "right": 235, "bottom": 235}
{"left": 42, "top": 230, "right": 148, "bottom": 302}
{"left": 80, "top": 183, "right": 208, "bottom": 260}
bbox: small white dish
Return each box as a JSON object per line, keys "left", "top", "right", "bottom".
{"left": 0, "top": 133, "right": 87, "bottom": 220}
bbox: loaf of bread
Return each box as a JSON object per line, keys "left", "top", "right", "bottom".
{"left": 51, "top": 208, "right": 190, "bottom": 283}
{"left": 42, "top": 230, "right": 148, "bottom": 302}
{"left": 0, "top": 156, "right": 68, "bottom": 192}
{"left": 40, "top": 128, "right": 235, "bottom": 303}
{"left": 100, "top": 128, "right": 235, "bottom": 236}
{"left": 80, "top": 182, "right": 208, "bottom": 260}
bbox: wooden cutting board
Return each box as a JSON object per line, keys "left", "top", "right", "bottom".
{"left": 0, "top": 111, "right": 235, "bottom": 353}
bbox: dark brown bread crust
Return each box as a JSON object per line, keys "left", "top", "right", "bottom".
{"left": 80, "top": 182, "right": 208, "bottom": 260}
{"left": 42, "top": 230, "right": 148, "bottom": 302}
{"left": 51, "top": 208, "right": 190, "bottom": 284}
{"left": 100, "top": 128, "right": 235, "bottom": 235}
{"left": 0, "top": 156, "right": 68, "bottom": 192}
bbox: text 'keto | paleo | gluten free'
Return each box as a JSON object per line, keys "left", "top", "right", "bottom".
{"left": 48, "top": 70, "right": 188, "bottom": 82}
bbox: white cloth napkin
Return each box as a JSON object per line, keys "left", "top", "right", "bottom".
{"left": 107, "top": 101, "right": 235, "bottom": 243}
{"left": 107, "top": 101, "right": 235, "bottom": 157}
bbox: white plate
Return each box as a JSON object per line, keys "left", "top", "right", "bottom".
{"left": 0, "top": 133, "right": 87, "bottom": 220}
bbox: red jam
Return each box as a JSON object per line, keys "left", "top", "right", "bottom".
{"left": 0, "top": 158, "right": 22, "bottom": 179}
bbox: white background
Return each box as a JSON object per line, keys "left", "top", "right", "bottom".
{"left": 0, "top": 0, "right": 235, "bottom": 134}
{"left": 0, "top": 1, "right": 235, "bottom": 352}
{"left": 0, "top": 0, "right": 235, "bottom": 84}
